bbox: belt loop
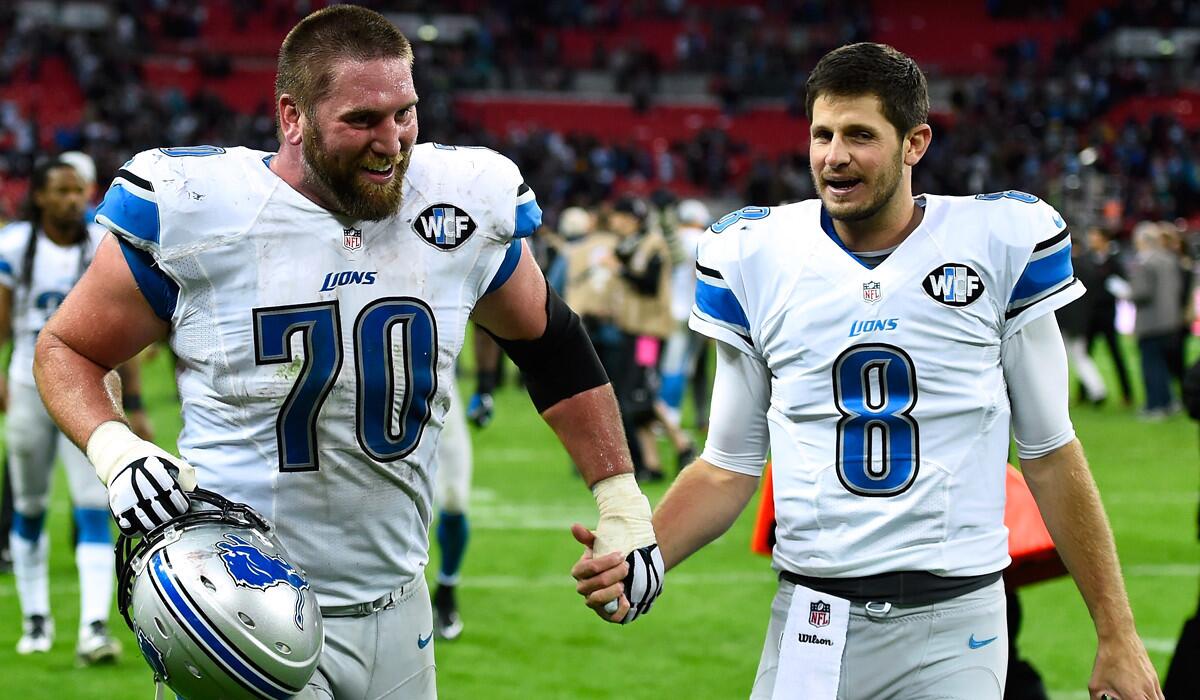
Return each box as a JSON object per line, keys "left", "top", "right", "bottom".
{"left": 380, "top": 589, "right": 398, "bottom": 612}
{"left": 864, "top": 601, "right": 892, "bottom": 618}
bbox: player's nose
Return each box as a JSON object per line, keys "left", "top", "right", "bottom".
{"left": 371, "top": 121, "right": 405, "bottom": 158}
{"left": 824, "top": 135, "right": 851, "bottom": 167}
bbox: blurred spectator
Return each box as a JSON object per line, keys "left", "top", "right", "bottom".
{"left": 545, "top": 205, "right": 592, "bottom": 295}
{"left": 1059, "top": 240, "right": 1108, "bottom": 405}
{"left": 659, "top": 198, "right": 710, "bottom": 429}
{"left": 605, "top": 196, "right": 692, "bottom": 481}
{"left": 1160, "top": 222, "right": 1196, "bottom": 388}
{"left": 57, "top": 151, "right": 97, "bottom": 221}
{"left": 1084, "top": 228, "right": 1135, "bottom": 406}
{"left": 1127, "top": 222, "right": 1185, "bottom": 418}
{"left": 564, "top": 204, "right": 623, "bottom": 424}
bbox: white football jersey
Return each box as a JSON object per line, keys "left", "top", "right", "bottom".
{"left": 689, "top": 193, "right": 1082, "bottom": 578}
{"left": 0, "top": 221, "right": 105, "bottom": 386}
{"left": 96, "top": 143, "right": 540, "bottom": 605}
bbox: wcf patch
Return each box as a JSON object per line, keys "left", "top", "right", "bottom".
{"left": 413, "top": 203, "right": 477, "bottom": 251}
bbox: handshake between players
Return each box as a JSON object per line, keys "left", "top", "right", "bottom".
{"left": 88, "top": 417, "right": 667, "bottom": 626}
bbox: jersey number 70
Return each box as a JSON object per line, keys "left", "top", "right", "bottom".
{"left": 252, "top": 298, "right": 438, "bottom": 471}
{"left": 832, "top": 344, "right": 919, "bottom": 497}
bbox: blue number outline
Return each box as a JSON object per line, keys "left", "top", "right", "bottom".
{"left": 252, "top": 302, "right": 344, "bottom": 472}
{"left": 353, "top": 297, "right": 438, "bottom": 462}
{"left": 159, "top": 145, "right": 227, "bottom": 158}
{"left": 974, "top": 190, "right": 1039, "bottom": 204}
{"left": 832, "top": 343, "right": 920, "bottom": 497}
{"left": 710, "top": 206, "right": 771, "bottom": 233}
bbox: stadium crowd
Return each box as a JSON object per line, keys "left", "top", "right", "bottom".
{"left": 0, "top": 0, "right": 1197, "bottom": 232}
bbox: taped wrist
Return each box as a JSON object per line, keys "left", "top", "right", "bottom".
{"left": 86, "top": 420, "right": 196, "bottom": 490}
{"left": 591, "top": 473, "right": 656, "bottom": 556}
{"left": 486, "top": 282, "right": 608, "bottom": 412}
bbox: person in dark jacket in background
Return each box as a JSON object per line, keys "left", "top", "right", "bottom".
{"left": 1085, "top": 228, "right": 1134, "bottom": 406}
{"left": 1060, "top": 235, "right": 1107, "bottom": 405}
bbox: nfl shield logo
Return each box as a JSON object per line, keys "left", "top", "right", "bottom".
{"left": 862, "top": 281, "right": 881, "bottom": 303}
{"left": 343, "top": 227, "right": 362, "bottom": 251}
{"left": 809, "top": 600, "right": 831, "bottom": 628}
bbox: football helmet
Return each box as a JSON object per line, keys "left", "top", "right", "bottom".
{"left": 117, "top": 489, "right": 323, "bottom": 699}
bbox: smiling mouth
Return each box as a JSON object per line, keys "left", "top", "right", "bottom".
{"left": 824, "top": 177, "right": 862, "bottom": 195}
{"left": 361, "top": 164, "right": 395, "bottom": 179}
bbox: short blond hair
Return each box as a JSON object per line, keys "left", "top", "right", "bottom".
{"left": 275, "top": 5, "right": 413, "bottom": 117}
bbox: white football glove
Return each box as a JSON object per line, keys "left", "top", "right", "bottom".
{"left": 87, "top": 421, "right": 197, "bottom": 537}
{"left": 619, "top": 543, "right": 665, "bottom": 623}
{"left": 592, "top": 473, "right": 664, "bottom": 624}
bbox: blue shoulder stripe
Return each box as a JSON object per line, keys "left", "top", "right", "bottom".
{"left": 1009, "top": 241, "right": 1073, "bottom": 307}
{"left": 484, "top": 240, "right": 523, "bottom": 295}
{"left": 695, "top": 279, "right": 750, "bottom": 332}
{"left": 118, "top": 237, "right": 178, "bottom": 321}
{"left": 96, "top": 183, "right": 160, "bottom": 244}
{"left": 514, "top": 199, "right": 542, "bottom": 239}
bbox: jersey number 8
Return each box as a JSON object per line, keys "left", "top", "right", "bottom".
{"left": 253, "top": 299, "right": 437, "bottom": 471}
{"left": 832, "top": 344, "right": 920, "bottom": 497}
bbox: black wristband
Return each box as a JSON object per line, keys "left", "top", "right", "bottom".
{"left": 122, "top": 395, "right": 144, "bottom": 412}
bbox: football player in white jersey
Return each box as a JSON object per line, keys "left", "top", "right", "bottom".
{"left": 1, "top": 159, "right": 127, "bottom": 663}
{"left": 32, "top": 6, "right": 663, "bottom": 699}
{"left": 431, "top": 372, "right": 472, "bottom": 641}
{"left": 574, "top": 43, "right": 1161, "bottom": 700}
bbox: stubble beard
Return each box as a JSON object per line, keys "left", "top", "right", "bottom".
{"left": 815, "top": 148, "right": 904, "bottom": 223}
{"left": 302, "top": 124, "right": 410, "bottom": 222}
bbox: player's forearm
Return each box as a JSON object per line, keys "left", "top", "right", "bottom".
{"left": 540, "top": 383, "right": 634, "bottom": 487}
{"left": 33, "top": 329, "right": 124, "bottom": 450}
{"left": 653, "top": 459, "right": 759, "bottom": 570}
{"left": 1020, "top": 439, "right": 1137, "bottom": 640}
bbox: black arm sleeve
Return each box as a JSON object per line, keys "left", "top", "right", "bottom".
{"left": 482, "top": 282, "right": 609, "bottom": 412}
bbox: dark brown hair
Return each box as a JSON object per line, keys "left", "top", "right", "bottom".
{"left": 805, "top": 42, "right": 929, "bottom": 137}
{"left": 275, "top": 4, "right": 413, "bottom": 117}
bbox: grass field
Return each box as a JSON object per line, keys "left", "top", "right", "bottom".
{"left": 0, "top": 342, "right": 1196, "bottom": 699}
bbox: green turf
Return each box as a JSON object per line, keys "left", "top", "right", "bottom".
{"left": 0, "top": 342, "right": 1196, "bottom": 699}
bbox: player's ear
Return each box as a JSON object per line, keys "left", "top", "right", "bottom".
{"left": 903, "top": 123, "right": 932, "bottom": 167}
{"left": 278, "top": 95, "right": 305, "bottom": 147}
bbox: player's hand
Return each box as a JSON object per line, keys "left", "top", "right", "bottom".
{"left": 585, "top": 473, "right": 663, "bottom": 623}
{"left": 618, "top": 542, "right": 664, "bottom": 622}
{"left": 108, "top": 455, "right": 196, "bottom": 536}
{"left": 466, "top": 392, "right": 494, "bottom": 428}
{"left": 571, "top": 523, "right": 664, "bottom": 623}
{"left": 87, "top": 421, "right": 197, "bottom": 537}
{"left": 570, "top": 523, "right": 631, "bottom": 623}
{"left": 1088, "top": 633, "right": 1164, "bottom": 700}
